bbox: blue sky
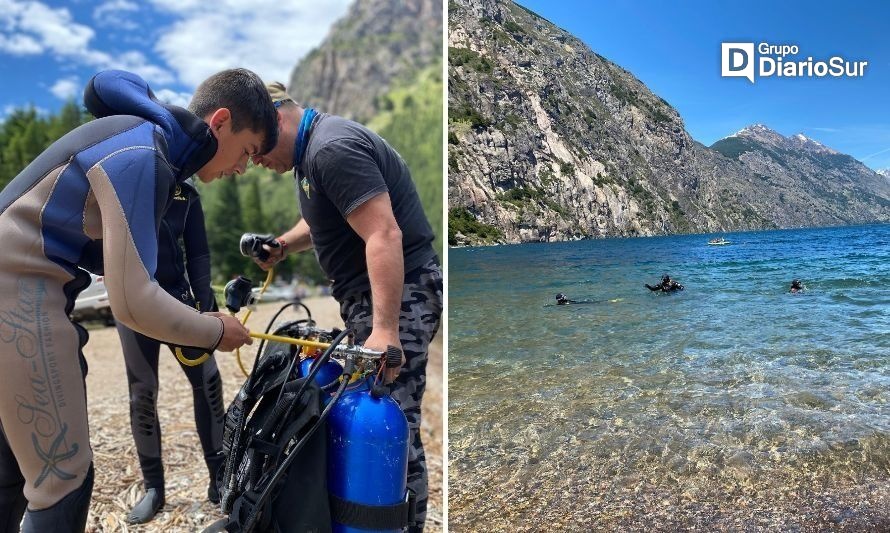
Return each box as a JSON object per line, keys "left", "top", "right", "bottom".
{"left": 0, "top": 0, "right": 350, "bottom": 116}
{"left": 515, "top": 0, "right": 890, "bottom": 170}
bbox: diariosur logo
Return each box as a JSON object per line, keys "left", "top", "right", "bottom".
{"left": 721, "top": 42, "right": 868, "bottom": 83}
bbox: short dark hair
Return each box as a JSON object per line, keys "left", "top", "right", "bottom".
{"left": 189, "top": 68, "right": 278, "bottom": 155}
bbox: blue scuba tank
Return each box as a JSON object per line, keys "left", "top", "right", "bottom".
{"left": 299, "top": 355, "right": 343, "bottom": 389}
{"left": 327, "top": 376, "right": 409, "bottom": 533}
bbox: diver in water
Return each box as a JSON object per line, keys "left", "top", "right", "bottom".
{"left": 646, "top": 275, "right": 684, "bottom": 293}
{"left": 555, "top": 293, "right": 575, "bottom": 305}
{"left": 789, "top": 279, "right": 804, "bottom": 293}
{"left": 551, "top": 293, "right": 617, "bottom": 306}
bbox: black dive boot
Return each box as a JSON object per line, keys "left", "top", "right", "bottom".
{"left": 22, "top": 465, "right": 94, "bottom": 533}
{"left": 0, "top": 482, "right": 27, "bottom": 533}
{"left": 127, "top": 487, "right": 164, "bottom": 524}
{"left": 206, "top": 452, "right": 226, "bottom": 504}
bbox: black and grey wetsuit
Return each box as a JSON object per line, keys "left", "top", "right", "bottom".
{"left": 0, "top": 70, "right": 224, "bottom": 531}
{"left": 645, "top": 281, "right": 684, "bottom": 292}
{"left": 116, "top": 180, "right": 225, "bottom": 496}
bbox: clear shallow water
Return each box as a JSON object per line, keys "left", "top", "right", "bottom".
{"left": 449, "top": 224, "right": 889, "bottom": 526}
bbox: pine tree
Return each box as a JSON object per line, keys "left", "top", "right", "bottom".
{"left": 241, "top": 177, "right": 266, "bottom": 233}
{"left": 206, "top": 176, "right": 249, "bottom": 283}
{"left": 0, "top": 102, "right": 88, "bottom": 190}
{"left": 48, "top": 100, "right": 86, "bottom": 142}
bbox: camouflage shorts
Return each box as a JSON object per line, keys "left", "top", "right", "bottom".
{"left": 339, "top": 256, "right": 442, "bottom": 532}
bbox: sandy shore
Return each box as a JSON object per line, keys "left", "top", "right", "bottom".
{"left": 82, "top": 296, "right": 442, "bottom": 532}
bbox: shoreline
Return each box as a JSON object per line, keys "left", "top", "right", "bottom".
{"left": 450, "top": 221, "right": 890, "bottom": 249}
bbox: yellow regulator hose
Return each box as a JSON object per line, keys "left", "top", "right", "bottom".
{"left": 234, "top": 269, "right": 275, "bottom": 376}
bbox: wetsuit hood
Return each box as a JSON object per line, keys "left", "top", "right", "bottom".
{"left": 84, "top": 70, "right": 217, "bottom": 181}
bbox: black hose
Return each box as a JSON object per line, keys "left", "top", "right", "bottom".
{"left": 251, "top": 302, "right": 314, "bottom": 382}
{"left": 241, "top": 334, "right": 354, "bottom": 533}
{"left": 273, "top": 328, "right": 351, "bottom": 436}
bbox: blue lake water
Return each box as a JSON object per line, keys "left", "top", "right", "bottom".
{"left": 448, "top": 224, "right": 889, "bottom": 527}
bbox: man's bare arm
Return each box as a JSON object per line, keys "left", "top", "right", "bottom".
{"left": 347, "top": 193, "right": 405, "bottom": 382}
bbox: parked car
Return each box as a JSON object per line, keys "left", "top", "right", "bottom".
{"left": 252, "top": 281, "right": 299, "bottom": 303}
{"left": 71, "top": 272, "right": 115, "bottom": 326}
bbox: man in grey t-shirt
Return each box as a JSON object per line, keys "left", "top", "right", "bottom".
{"left": 249, "top": 82, "right": 442, "bottom": 532}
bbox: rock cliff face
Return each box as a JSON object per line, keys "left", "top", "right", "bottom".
{"left": 447, "top": 0, "right": 890, "bottom": 245}
{"left": 288, "top": 0, "right": 442, "bottom": 123}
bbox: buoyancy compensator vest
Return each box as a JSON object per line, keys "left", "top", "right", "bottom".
{"left": 204, "top": 312, "right": 414, "bottom": 533}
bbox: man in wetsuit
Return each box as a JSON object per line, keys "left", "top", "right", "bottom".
{"left": 248, "top": 83, "right": 442, "bottom": 532}
{"left": 113, "top": 179, "right": 225, "bottom": 524}
{"left": 646, "top": 275, "right": 684, "bottom": 292}
{"left": 0, "top": 68, "right": 275, "bottom": 532}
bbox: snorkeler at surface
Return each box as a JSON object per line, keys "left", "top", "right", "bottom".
{"left": 646, "top": 275, "right": 684, "bottom": 293}
{"left": 551, "top": 293, "right": 616, "bottom": 306}
{"left": 789, "top": 279, "right": 804, "bottom": 293}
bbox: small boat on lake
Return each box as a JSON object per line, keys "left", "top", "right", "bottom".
{"left": 707, "top": 237, "right": 731, "bottom": 246}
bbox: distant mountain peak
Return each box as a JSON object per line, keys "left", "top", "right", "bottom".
{"left": 728, "top": 123, "right": 775, "bottom": 138}
{"left": 788, "top": 131, "right": 838, "bottom": 154}
{"left": 288, "top": 0, "right": 442, "bottom": 122}
{"left": 878, "top": 168, "right": 890, "bottom": 178}
{"left": 729, "top": 123, "right": 786, "bottom": 146}
{"left": 726, "top": 124, "right": 838, "bottom": 155}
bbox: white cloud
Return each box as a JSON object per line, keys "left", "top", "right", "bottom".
{"left": 149, "top": 0, "right": 352, "bottom": 87}
{"left": 50, "top": 76, "right": 80, "bottom": 100}
{"left": 0, "top": 0, "right": 173, "bottom": 83}
{"left": 0, "top": 33, "right": 42, "bottom": 54}
{"left": 0, "top": 0, "right": 355, "bottom": 107}
{"left": 154, "top": 88, "right": 192, "bottom": 108}
{"left": 13, "top": 1, "right": 95, "bottom": 58}
{"left": 93, "top": 0, "right": 139, "bottom": 30}
{"left": 94, "top": 0, "right": 138, "bottom": 18}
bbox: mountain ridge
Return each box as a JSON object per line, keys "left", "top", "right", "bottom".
{"left": 287, "top": 0, "right": 442, "bottom": 123}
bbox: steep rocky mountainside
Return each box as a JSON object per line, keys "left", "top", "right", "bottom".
{"left": 280, "top": 0, "right": 444, "bottom": 255}
{"left": 288, "top": 0, "right": 442, "bottom": 123}
{"left": 448, "top": 0, "right": 890, "bottom": 245}
{"left": 711, "top": 126, "right": 890, "bottom": 226}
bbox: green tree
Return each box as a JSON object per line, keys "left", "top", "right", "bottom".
{"left": 205, "top": 176, "right": 249, "bottom": 283}
{"left": 241, "top": 177, "right": 266, "bottom": 232}
{"left": 0, "top": 103, "right": 90, "bottom": 190}
{"left": 1, "top": 107, "right": 47, "bottom": 188}
{"left": 369, "top": 61, "right": 444, "bottom": 256}
{"left": 48, "top": 100, "right": 86, "bottom": 141}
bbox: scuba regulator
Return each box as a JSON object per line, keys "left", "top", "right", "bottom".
{"left": 239, "top": 232, "right": 281, "bottom": 262}
{"left": 224, "top": 276, "right": 256, "bottom": 313}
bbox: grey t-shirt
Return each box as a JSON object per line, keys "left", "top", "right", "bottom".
{"left": 296, "top": 113, "right": 435, "bottom": 300}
